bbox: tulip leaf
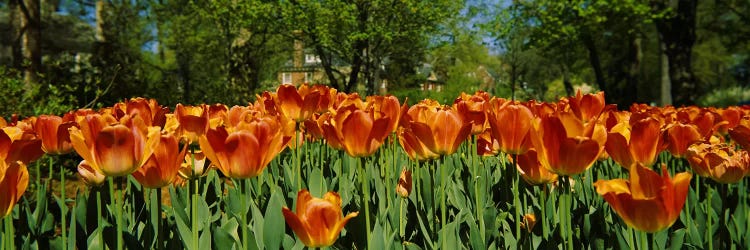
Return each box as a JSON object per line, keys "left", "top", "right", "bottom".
{"left": 467, "top": 214, "right": 486, "bottom": 250}
{"left": 213, "top": 217, "right": 241, "bottom": 249}
{"left": 263, "top": 189, "right": 285, "bottom": 250}
{"left": 87, "top": 227, "right": 104, "bottom": 250}
{"left": 199, "top": 228, "right": 212, "bottom": 250}
{"left": 68, "top": 195, "right": 78, "bottom": 250}
{"left": 309, "top": 168, "right": 324, "bottom": 197}
{"left": 175, "top": 208, "right": 194, "bottom": 250}
{"left": 667, "top": 228, "right": 685, "bottom": 250}
{"left": 414, "top": 206, "right": 434, "bottom": 250}
{"left": 169, "top": 186, "right": 189, "bottom": 224}
{"left": 371, "top": 221, "right": 386, "bottom": 250}
{"left": 196, "top": 195, "right": 211, "bottom": 232}
{"left": 251, "top": 199, "right": 265, "bottom": 249}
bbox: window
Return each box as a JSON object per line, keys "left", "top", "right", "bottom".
{"left": 305, "top": 72, "right": 313, "bottom": 83}
{"left": 282, "top": 73, "right": 292, "bottom": 85}
{"left": 305, "top": 54, "right": 321, "bottom": 64}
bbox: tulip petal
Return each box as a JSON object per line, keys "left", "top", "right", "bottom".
{"left": 96, "top": 125, "right": 137, "bottom": 176}
{"left": 282, "top": 207, "right": 313, "bottom": 246}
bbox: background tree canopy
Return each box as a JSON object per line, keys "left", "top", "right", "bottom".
{"left": 1, "top": 0, "right": 748, "bottom": 117}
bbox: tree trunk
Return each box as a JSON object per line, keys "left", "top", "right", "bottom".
{"left": 20, "top": 0, "right": 42, "bottom": 89}
{"left": 623, "top": 35, "right": 641, "bottom": 105}
{"left": 653, "top": 0, "right": 698, "bottom": 106}
{"left": 562, "top": 64, "right": 573, "bottom": 97}
{"left": 9, "top": 0, "right": 23, "bottom": 70}
{"left": 581, "top": 33, "right": 607, "bottom": 99}
{"left": 510, "top": 63, "right": 517, "bottom": 101}
{"left": 95, "top": 0, "right": 106, "bottom": 43}
{"left": 659, "top": 38, "right": 672, "bottom": 106}
{"left": 345, "top": 2, "right": 369, "bottom": 93}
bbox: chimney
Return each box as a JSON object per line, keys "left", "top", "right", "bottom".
{"left": 293, "top": 30, "right": 303, "bottom": 68}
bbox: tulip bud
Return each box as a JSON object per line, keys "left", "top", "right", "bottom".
{"left": 396, "top": 168, "right": 412, "bottom": 198}
{"left": 521, "top": 213, "right": 537, "bottom": 233}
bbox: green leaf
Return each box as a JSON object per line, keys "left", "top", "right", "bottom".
{"left": 251, "top": 199, "right": 265, "bottom": 250}
{"left": 309, "top": 168, "right": 324, "bottom": 198}
{"left": 213, "top": 217, "right": 241, "bottom": 249}
{"left": 87, "top": 227, "right": 104, "bottom": 250}
{"left": 263, "top": 188, "right": 285, "bottom": 250}
{"left": 668, "top": 228, "right": 686, "bottom": 250}
{"left": 199, "top": 227, "right": 212, "bottom": 250}
{"left": 175, "top": 208, "right": 194, "bottom": 250}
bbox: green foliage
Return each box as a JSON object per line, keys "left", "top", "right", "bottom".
{"left": 696, "top": 86, "right": 750, "bottom": 107}
{"left": 0, "top": 67, "right": 76, "bottom": 118}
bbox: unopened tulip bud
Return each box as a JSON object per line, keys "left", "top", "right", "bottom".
{"left": 396, "top": 168, "right": 412, "bottom": 198}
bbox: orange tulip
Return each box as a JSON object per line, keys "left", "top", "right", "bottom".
{"left": 132, "top": 133, "right": 188, "bottom": 188}
{"left": 366, "top": 95, "right": 407, "bottom": 135}
{"left": 530, "top": 113, "right": 606, "bottom": 176}
{"left": 454, "top": 91, "right": 490, "bottom": 135}
{"left": 567, "top": 90, "right": 606, "bottom": 122}
{"left": 77, "top": 160, "right": 106, "bottom": 186}
{"left": 595, "top": 164, "right": 691, "bottom": 232}
{"left": 396, "top": 168, "right": 412, "bottom": 198}
{"left": 676, "top": 107, "right": 718, "bottom": 139}
{"left": 664, "top": 123, "right": 702, "bottom": 158}
{"left": 402, "top": 102, "right": 471, "bottom": 156}
{"left": 716, "top": 107, "right": 742, "bottom": 134}
{"left": 123, "top": 97, "right": 169, "bottom": 127}
{"left": 397, "top": 126, "right": 440, "bottom": 161}
{"left": 276, "top": 84, "right": 327, "bottom": 122}
{"left": 521, "top": 213, "right": 537, "bottom": 233}
{"left": 1, "top": 124, "right": 44, "bottom": 174}
{"left": 174, "top": 104, "right": 210, "bottom": 143}
{"left": 0, "top": 163, "right": 28, "bottom": 218}
{"left": 178, "top": 150, "right": 212, "bottom": 180}
{"left": 728, "top": 117, "right": 750, "bottom": 150}
{"left": 686, "top": 142, "right": 750, "bottom": 184}
{"left": 605, "top": 117, "right": 663, "bottom": 169}
{"left": 487, "top": 101, "right": 534, "bottom": 155}
{"left": 321, "top": 105, "right": 390, "bottom": 157}
{"left": 476, "top": 129, "right": 500, "bottom": 156}
{"left": 199, "top": 117, "right": 290, "bottom": 179}
{"left": 515, "top": 149, "right": 558, "bottom": 185}
{"left": 35, "top": 113, "right": 76, "bottom": 155}
{"left": 69, "top": 114, "right": 160, "bottom": 177}
{"left": 282, "top": 190, "right": 359, "bottom": 248}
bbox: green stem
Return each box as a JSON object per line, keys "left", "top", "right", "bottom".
{"left": 358, "top": 157, "right": 371, "bottom": 249}
{"left": 471, "top": 136, "right": 485, "bottom": 243}
{"left": 115, "top": 177, "right": 123, "bottom": 250}
{"left": 707, "top": 185, "right": 713, "bottom": 250}
{"left": 440, "top": 157, "right": 447, "bottom": 250}
{"left": 156, "top": 188, "right": 163, "bottom": 250}
{"left": 35, "top": 161, "right": 40, "bottom": 187}
{"left": 96, "top": 188, "right": 103, "bottom": 248}
{"left": 558, "top": 176, "right": 566, "bottom": 248}
{"left": 4, "top": 214, "right": 12, "bottom": 250}
{"left": 566, "top": 177, "right": 573, "bottom": 250}
{"left": 57, "top": 157, "right": 67, "bottom": 250}
{"left": 414, "top": 160, "right": 421, "bottom": 210}
{"left": 541, "top": 186, "right": 548, "bottom": 240}
{"left": 718, "top": 184, "right": 726, "bottom": 250}
{"left": 193, "top": 178, "right": 200, "bottom": 249}
{"left": 640, "top": 231, "right": 649, "bottom": 250}
{"left": 296, "top": 123, "right": 302, "bottom": 191}
{"left": 400, "top": 197, "right": 406, "bottom": 239}
{"left": 241, "top": 179, "right": 249, "bottom": 250}
{"left": 512, "top": 154, "right": 521, "bottom": 244}
{"left": 319, "top": 141, "right": 325, "bottom": 195}
{"left": 628, "top": 227, "right": 636, "bottom": 250}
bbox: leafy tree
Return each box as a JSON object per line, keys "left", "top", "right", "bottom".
{"left": 280, "top": 0, "right": 463, "bottom": 95}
